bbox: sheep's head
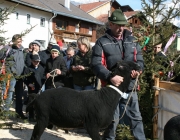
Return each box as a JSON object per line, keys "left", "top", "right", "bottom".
{"left": 110, "top": 60, "right": 141, "bottom": 92}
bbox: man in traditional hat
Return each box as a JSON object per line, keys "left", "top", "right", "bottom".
{"left": 91, "top": 9, "right": 146, "bottom": 139}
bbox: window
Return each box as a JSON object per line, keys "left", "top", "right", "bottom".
{"left": 40, "top": 17, "right": 45, "bottom": 27}
{"left": 16, "top": 12, "right": 19, "bottom": 19}
{"left": 135, "top": 19, "right": 138, "bottom": 24}
{"left": 88, "top": 27, "right": 92, "bottom": 35}
{"left": 56, "top": 20, "right": 67, "bottom": 30}
{"left": 27, "top": 14, "right": 30, "bottom": 24}
{"left": 75, "top": 24, "right": 80, "bottom": 32}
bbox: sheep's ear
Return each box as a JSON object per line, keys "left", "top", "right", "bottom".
{"left": 116, "top": 60, "right": 123, "bottom": 65}
{"left": 128, "top": 62, "right": 141, "bottom": 71}
{"left": 136, "top": 63, "right": 141, "bottom": 71}
{"left": 110, "top": 62, "right": 118, "bottom": 71}
{"left": 119, "top": 65, "right": 124, "bottom": 69}
{"left": 130, "top": 62, "right": 141, "bottom": 71}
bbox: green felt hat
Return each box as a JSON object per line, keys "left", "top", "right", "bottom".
{"left": 108, "top": 9, "right": 128, "bottom": 25}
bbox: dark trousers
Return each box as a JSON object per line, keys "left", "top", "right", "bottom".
{"left": 29, "top": 106, "right": 34, "bottom": 119}
{"left": 64, "top": 76, "right": 74, "bottom": 89}
{"left": 27, "top": 92, "right": 36, "bottom": 119}
{"left": 103, "top": 92, "right": 146, "bottom": 140}
{"left": 15, "top": 79, "right": 24, "bottom": 115}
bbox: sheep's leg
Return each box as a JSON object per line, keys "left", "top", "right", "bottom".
{"left": 30, "top": 118, "right": 48, "bottom": 140}
{"left": 86, "top": 125, "right": 100, "bottom": 140}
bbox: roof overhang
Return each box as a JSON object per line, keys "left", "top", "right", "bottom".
{"left": 54, "top": 10, "right": 103, "bottom": 25}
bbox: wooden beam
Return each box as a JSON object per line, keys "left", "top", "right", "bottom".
{"left": 159, "top": 81, "right": 180, "bottom": 92}
{"left": 153, "top": 78, "right": 159, "bottom": 139}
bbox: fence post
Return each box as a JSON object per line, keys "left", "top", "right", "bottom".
{"left": 153, "top": 77, "right": 159, "bottom": 139}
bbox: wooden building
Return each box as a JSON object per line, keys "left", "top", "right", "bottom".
{"left": 3, "top": 0, "right": 103, "bottom": 48}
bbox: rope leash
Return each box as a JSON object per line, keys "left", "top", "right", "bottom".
{"left": 119, "top": 74, "right": 140, "bottom": 120}
{"left": 38, "top": 69, "right": 58, "bottom": 94}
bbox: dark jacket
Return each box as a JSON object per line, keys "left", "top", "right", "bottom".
{"left": 24, "top": 64, "right": 45, "bottom": 94}
{"left": 45, "top": 55, "right": 67, "bottom": 89}
{"left": 43, "top": 47, "right": 51, "bottom": 59}
{"left": 154, "top": 51, "right": 169, "bottom": 68}
{"left": 91, "top": 29, "right": 144, "bottom": 91}
{"left": 70, "top": 49, "right": 95, "bottom": 87}
{"left": 64, "top": 55, "right": 74, "bottom": 71}
{"left": 25, "top": 51, "right": 48, "bottom": 68}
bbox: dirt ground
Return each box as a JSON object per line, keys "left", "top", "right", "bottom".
{"left": 0, "top": 118, "right": 93, "bottom": 140}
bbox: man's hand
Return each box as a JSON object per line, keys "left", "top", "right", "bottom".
{"left": 72, "top": 66, "right": 78, "bottom": 71}
{"left": 131, "top": 70, "right": 141, "bottom": 78}
{"left": 32, "top": 51, "right": 38, "bottom": 54}
{"left": 56, "top": 69, "right": 61, "bottom": 75}
{"left": 110, "top": 75, "right": 124, "bottom": 86}
{"left": 76, "top": 65, "right": 85, "bottom": 70}
{"left": 29, "top": 83, "right": 35, "bottom": 90}
{"left": 46, "top": 73, "right": 50, "bottom": 78}
{"left": 72, "top": 65, "right": 85, "bottom": 71}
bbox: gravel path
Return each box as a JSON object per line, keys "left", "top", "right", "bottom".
{"left": 0, "top": 119, "right": 92, "bottom": 140}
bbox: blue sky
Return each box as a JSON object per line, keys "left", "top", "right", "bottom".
{"left": 117, "top": 0, "right": 142, "bottom": 10}
{"left": 71, "top": 0, "right": 179, "bottom": 27}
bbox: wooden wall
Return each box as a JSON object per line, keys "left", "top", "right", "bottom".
{"left": 52, "top": 15, "right": 97, "bottom": 42}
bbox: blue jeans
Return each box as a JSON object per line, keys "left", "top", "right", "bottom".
{"left": 73, "top": 84, "right": 94, "bottom": 91}
{"left": 2, "top": 78, "right": 16, "bottom": 111}
{"left": 103, "top": 92, "right": 146, "bottom": 140}
{"left": 41, "top": 84, "right": 45, "bottom": 92}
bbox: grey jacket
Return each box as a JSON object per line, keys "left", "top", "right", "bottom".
{"left": 91, "top": 29, "right": 144, "bottom": 91}
{"left": 8, "top": 45, "right": 25, "bottom": 76}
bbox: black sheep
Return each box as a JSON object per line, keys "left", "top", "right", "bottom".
{"left": 28, "top": 60, "right": 141, "bottom": 140}
{"left": 164, "top": 115, "right": 180, "bottom": 140}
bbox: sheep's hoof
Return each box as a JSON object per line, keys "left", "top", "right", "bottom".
{"left": 47, "top": 124, "right": 53, "bottom": 129}
{"left": 64, "top": 129, "right": 69, "bottom": 133}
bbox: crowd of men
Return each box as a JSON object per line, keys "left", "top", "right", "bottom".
{"left": 0, "top": 9, "right": 148, "bottom": 140}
